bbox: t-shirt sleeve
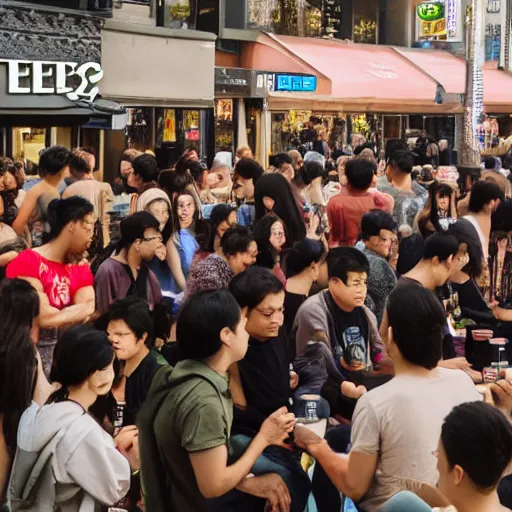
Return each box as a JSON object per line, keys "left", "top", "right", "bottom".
{"left": 180, "top": 397, "right": 228, "bottom": 453}
{"left": 6, "top": 250, "right": 40, "bottom": 280}
{"left": 73, "top": 263, "right": 94, "bottom": 289}
{"left": 350, "top": 396, "right": 380, "bottom": 455}
{"left": 295, "top": 299, "right": 329, "bottom": 356}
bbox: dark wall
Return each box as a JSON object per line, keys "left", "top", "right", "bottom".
{"left": 0, "top": 2, "right": 102, "bottom": 64}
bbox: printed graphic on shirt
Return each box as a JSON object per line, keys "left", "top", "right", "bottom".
{"left": 334, "top": 326, "right": 367, "bottom": 371}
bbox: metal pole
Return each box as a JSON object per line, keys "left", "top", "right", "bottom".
{"left": 460, "top": 0, "right": 486, "bottom": 168}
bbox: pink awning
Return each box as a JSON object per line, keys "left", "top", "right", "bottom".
{"left": 266, "top": 34, "right": 461, "bottom": 113}
{"left": 395, "top": 47, "right": 512, "bottom": 113}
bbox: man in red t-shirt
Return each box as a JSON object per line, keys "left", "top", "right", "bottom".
{"left": 327, "top": 159, "right": 393, "bottom": 248}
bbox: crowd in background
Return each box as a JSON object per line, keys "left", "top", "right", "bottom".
{"left": 0, "top": 135, "right": 512, "bottom": 512}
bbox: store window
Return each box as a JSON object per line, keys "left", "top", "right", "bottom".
{"left": 12, "top": 127, "right": 48, "bottom": 163}
{"left": 126, "top": 108, "right": 154, "bottom": 152}
{"left": 353, "top": 0, "right": 378, "bottom": 44}
{"left": 164, "top": 0, "right": 196, "bottom": 29}
{"left": 215, "top": 100, "right": 234, "bottom": 154}
{"left": 246, "top": 0, "right": 343, "bottom": 38}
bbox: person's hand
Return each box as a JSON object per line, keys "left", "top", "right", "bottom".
{"left": 155, "top": 245, "right": 167, "bottom": 262}
{"left": 293, "top": 424, "right": 324, "bottom": 453}
{"left": 118, "top": 432, "right": 140, "bottom": 471}
{"left": 341, "top": 381, "right": 366, "bottom": 399}
{"left": 115, "top": 426, "right": 139, "bottom": 452}
{"left": 242, "top": 474, "right": 291, "bottom": 512}
{"left": 490, "top": 378, "right": 512, "bottom": 421}
{"left": 289, "top": 371, "right": 299, "bottom": 390}
{"left": 259, "top": 407, "right": 295, "bottom": 447}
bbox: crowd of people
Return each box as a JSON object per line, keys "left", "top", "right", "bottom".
{"left": 0, "top": 139, "right": 512, "bottom": 512}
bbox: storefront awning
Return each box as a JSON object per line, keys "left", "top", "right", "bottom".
{"left": 394, "top": 47, "right": 512, "bottom": 114}
{"left": 264, "top": 34, "right": 462, "bottom": 114}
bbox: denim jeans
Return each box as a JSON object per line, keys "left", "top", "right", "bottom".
{"left": 205, "top": 434, "right": 311, "bottom": 512}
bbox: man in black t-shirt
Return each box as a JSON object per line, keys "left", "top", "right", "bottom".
{"left": 221, "top": 267, "right": 310, "bottom": 512}
{"left": 105, "top": 297, "right": 167, "bottom": 428}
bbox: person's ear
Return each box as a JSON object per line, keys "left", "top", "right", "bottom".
{"left": 263, "top": 196, "right": 275, "bottom": 211}
{"left": 446, "top": 255, "right": 454, "bottom": 267}
{"left": 453, "top": 464, "right": 464, "bottom": 486}
{"left": 220, "top": 326, "right": 233, "bottom": 347}
{"left": 138, "top": 332, "right": 148, "bottom": 345}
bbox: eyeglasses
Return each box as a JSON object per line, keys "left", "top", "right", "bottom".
{"left": 142, "top": 235, "right": 163, "bottom": 243}
{"left": 271, "top": 231, "right": 285, "bottom": 238}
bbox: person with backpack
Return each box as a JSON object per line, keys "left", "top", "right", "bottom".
{"left": 8, "top": 325, "right": 134, "bottom": 511}
{"left": 138, "top": 289, "right": 295, "bottom": 512}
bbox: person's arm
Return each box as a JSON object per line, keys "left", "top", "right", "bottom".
{"left": 189, "top": 407, "right": 295, "bottom": 499}
{"left": 66, "top": 428, "right": 131, "bottom": 505}
{"left": 294, "top": 425, "right": 378, "bottom": 501}
{"left": 0, "top": 251, "right": 19, "bottom": 267}
{"left": 166, "top": 238, "right": 186, "bottom": 291}
{"left": 12, "top": 187, "right": 37, "bottom": 235}
{"left": 19, "top": 277, "right": 94, "bottom": 328}
{"left": 0, "top": 417, "right": 9, "bottom": 502}
{"left": 236, "top": 474, "right": 291, "bottom": 512}
{"left": 0, "top": 196, "right": 4, "bottom": 219}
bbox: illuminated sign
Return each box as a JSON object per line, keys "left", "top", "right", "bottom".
{"left": 416, "top": 0, "right": 462, "bottom": 42}
{"left": 0, "top": 59, "right": 103, "bottom": 102}
{"left": 273, "top": 74, "right": 317, "bottom": 93}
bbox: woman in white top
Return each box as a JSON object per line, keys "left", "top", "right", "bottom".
{"left": 9, "top": 325, "right": 133, "bottom": 512}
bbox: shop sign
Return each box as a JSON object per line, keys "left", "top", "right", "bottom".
{"left": 269, "top": 74, "right": 317, "bottom": 93}
{"left": 0, "top": 59, "right": 103, "bottom": 102}
{"left": 416, "top": 0, "right": 462, "bottom": 42}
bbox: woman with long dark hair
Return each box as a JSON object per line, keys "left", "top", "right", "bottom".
{"left": 253, "top": 214, "right": 287, "bottom": 285}
{"left": 6, "top": 196, "right": 96, "bottom": 376}
{"left": 9, "top": 325, "right": 133, "bottom": 511}
{"left": 416, "top": 182, "right": 457, "bottom": 238}
{"left": 0, "top": 279, "right": 54, "bottom": 508}
{"left": 255, "top": 173, "right": 306, "bottom": 246}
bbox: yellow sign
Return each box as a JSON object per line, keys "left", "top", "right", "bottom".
{"left": 420, "top": 18, "right": 446, "bottom": 37}
{"left": 163, "top": 109, "right": 176, "bottom": 142}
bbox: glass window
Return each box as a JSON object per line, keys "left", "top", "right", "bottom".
{"left": 126, "top": 108, "right": 153, "bottom": 152}
{"left": 215, "top": 100, "right": 234, "bottom": 155}
{"left": 247, "top": 0, "right": 343, "bottom": 38}
{"left": 165, "top": 0, "right": 195, "bottom": 29}
{"left": 353, "top": 0, "right": 378, "bottom": 44}
{"left": 12, "top": 128, "right": 47, "bottom": 164}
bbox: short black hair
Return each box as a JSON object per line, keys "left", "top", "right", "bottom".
{"left": 326, "top": 247, "right": 370, "bottom": 285}
{"left": 229, "top": 266, "right": 283, "bottom": 311}
{"left": 468, "top": 179, "right": 504, "bottom": 213}
{"left": 275, "top": 153, "right": 293, "bottom": 169}
{"left": 360, "top": 210, "right": 396, "bottom": 240}
{"left": 345, "top": 158, "right": 377, "bottom": 191}
{"left": 389, "top": 150, "right": 414, "bottom": 174}
{"left": 46, "top": 196, "right": 94, "bottom": 240}
{"left": 177, "top": 290, "right": 241, "bottom": 360}
{"left": 118, "top": 211, "right": 160, "bottom": 250}
{"left": 106, "top": 297, "right": 154, "bottom": 347}
{"left": 38, "top": 145, "right": 72, "bottom": 177}
{"left": 133, "top": 154, "right": 159, "bottom": 183}
{"left": 301, "top": 161, "right": 325, "bottom": 186}
{"left": 178, "top": 159, "right": 204, "bottom": 184}
{"left": 235, "top": 158, "right": 264, "bottom": 184}
{"left": 441, "top": 401, "right": 512, "bottom": 490}
{"left": 386, "top": 284, "right": 445, "bottom": 369}
{"left": 484, "top": 157, "right": 496, "bottom": 170}
{"left": 385, "top": 139, "right": 408, "bottom": 163}
{"left": 283, "top": 238, "right": 325, "bottom": 278}
{"left": 423, "top": 232, "right": 459, "bottom": 262}
{"left": 221, "top": 225, "right": 255, "bottom": 257}
{"left": 69, "top": 152, "right": 91, "bottom": 177}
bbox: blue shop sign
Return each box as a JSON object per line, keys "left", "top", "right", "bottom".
{"left": 274, "top": 74, "right": 317, "bottom": 93}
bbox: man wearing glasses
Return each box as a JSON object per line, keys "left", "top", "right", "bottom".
{"left": 95, "top": 211, "right": 163, "bottom": 315}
